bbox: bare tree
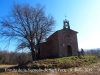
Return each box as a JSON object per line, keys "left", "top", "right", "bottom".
{"left": 0, "top": 3, "right": 55, "bottom": 60}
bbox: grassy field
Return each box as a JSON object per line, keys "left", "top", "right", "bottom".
{"left": 25, "top": 55, "right": 98, "bottom": 69}
{"left": 0, "top": 55, "right": 100, "bottom": 75}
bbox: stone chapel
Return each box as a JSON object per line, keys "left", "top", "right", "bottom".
{"left": 39, "top": 19, "right": 79, "bottom": 59}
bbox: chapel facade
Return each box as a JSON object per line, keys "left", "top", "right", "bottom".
{"left": 39, "top": 19, "right": 79, "bottom": 59}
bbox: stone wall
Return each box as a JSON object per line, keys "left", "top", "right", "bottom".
{"left": 40, "top": 28, "right": 79, "bottom": 59}
{"left": 58, "top": 29, "right": 78, "bottom": 57}
{"left": 40, "top": 31, "right": 59, "bottom": 59}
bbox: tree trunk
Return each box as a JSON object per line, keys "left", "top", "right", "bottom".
{"left": 37, "top": 47, "right": 40, "bottom": 60}
{"left": 30, "top": 43, "right": 35, "bottom": 61}
{"left": 31, "top": 50, "right": 35, "bottom": 61}
{"left": 37, "top": 42, "right": 40, "bottom": 60}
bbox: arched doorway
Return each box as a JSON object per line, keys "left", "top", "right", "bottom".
{"left": 67, "top": 45, "right": 72, "bottom": 56}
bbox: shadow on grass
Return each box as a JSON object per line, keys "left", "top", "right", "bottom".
{"left": 0, "top": 68, "right": 5, "bottom": 72}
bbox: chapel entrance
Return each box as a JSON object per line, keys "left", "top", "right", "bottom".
{"left": 67, "top": 45, "right": 72, "bottom": 56}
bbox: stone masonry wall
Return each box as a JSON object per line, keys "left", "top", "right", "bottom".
{"left": 58, "top": 29, "right": 78, "bottom": 57}
{"left": 40, "top": 31, "right": 59, "bottom": 59}
{"left": 40, "top": 28, "right": 79, "bottom": 59}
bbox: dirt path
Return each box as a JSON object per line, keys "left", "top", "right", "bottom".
{"left": 0, "top": 65, "right": 17, "bottom": 68}
{"left": 0, "top": 65, "right": 17, "bottom": 72}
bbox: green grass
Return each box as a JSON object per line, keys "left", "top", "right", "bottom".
{"left": 19, "top": 55, "right": 99, "bottom": 69}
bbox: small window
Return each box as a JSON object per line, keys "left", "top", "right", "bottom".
{"left": 63, "top": 44, "right": 65, "bottom": 46}
{"left": 66, "top": 35, "right": 69, "bottom": 39}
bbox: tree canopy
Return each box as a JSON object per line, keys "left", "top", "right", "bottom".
{"left": 0, "top": 3, "right": 55, "bottom": 60}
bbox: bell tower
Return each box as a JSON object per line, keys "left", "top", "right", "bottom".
{"left": 63, "top": 16, "right": 70, "bottom": 29}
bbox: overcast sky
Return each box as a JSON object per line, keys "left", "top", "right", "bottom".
{"left": 0, "top": 0, "right": 100, "bottom": 51}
